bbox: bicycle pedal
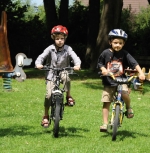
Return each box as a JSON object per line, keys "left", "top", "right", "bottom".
{"left": 124, "top": 111, "right": 127, "bottom": 116}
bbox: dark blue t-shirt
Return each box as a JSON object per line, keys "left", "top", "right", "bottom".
{"left": 97, "top": 49, "right": 138, "bottom": 86}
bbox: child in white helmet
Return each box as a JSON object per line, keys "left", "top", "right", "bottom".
{"left": 97, "top": 29, "right": 145, "bottom": 132}
{"left": 35, "top": 25, "right": 81, "bottom": 128}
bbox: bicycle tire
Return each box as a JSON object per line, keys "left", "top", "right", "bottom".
{"left": 112, "top": 104, "right": 120, "bottom": 141}
{"left": 53, "top": 96, "right": 61, "bottom": 138}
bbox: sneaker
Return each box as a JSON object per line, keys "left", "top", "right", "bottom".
{"left": 100, "top": 124, "right": 108, "bottom": 132}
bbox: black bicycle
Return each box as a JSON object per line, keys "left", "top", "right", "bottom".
{"left": 41, "top": 65, "right": 77, "bottom": 137}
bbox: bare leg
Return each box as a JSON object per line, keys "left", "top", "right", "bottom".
{"left": 121, "top": 92, "right": 130, "bottom": 109}
{"left": 122, "top": 92, "right": 134, "bottom": 118}
{"left": 44, "top": 106, "right": 49, "bottom": 116}
{"left": 66, "top": 91, "right": 70, "bottom": 97}
{"left": 41, "top": 106, "right": 50, "bottom": 128}
{"left": 100, "top": 102, "right": 111, "bottom": 132}
{"left": 102, "top": 102, "right": 111, "bottom": 124}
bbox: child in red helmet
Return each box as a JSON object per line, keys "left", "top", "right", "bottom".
{"left": 35, "top": 25, "right": 81, "bottom": 128}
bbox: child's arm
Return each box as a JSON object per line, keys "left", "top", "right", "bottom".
{"left": 100, "top": 66, "right": 108, "bottom": 75}
{"left": 35, "top": 46, "right": 51, "bottom": 69}
{"left": 135, "top": 65, "right": 145, "bottom": 81}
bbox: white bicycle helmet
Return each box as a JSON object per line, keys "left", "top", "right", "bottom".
{"left": 108, "top": 29, "right": 128, "bottom": 41}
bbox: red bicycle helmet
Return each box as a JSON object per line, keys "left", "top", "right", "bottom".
{"left": 51, "top": 25, "right": 68, "bottom": 39}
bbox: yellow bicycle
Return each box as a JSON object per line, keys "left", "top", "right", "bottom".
{"left": 109, "top": 70, "right": 143, "bottom": 141}
{"left": 100, "top": 70, "right": 143, "bottom": 141}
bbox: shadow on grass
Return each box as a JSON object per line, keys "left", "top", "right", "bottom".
{"left": 101, "top": 130, "right": 149, "bottom": 141}
{"left": 0, "top": 124, "right": 89, "bottom": 138}
{"left": 44, "top": 126, "right": 89, "bottom": 138}
{"left": 82, "top": 81, "right": 103, "bottom": 90}
{"left": 0, "top": 125, "right": 44, "bottom": 137}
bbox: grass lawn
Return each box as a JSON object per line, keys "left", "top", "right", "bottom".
{"left": 0, "top": 69, "right": 150, "bottom": 153}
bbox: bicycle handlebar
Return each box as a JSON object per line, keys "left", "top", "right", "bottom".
{"left": 36, "top": 65, "right": 78, "bottom": 76}
{"left": 41, "top": 65, "right": 74, "bottom": 71}
{"left": 98, "top": 71, "right": 138, "bottom": 84}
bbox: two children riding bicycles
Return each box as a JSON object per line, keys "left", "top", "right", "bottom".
{"left": 35, "top": 26, "right": 145, "bottom": 132}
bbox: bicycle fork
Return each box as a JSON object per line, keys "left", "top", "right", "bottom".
{"left": 110, "top": 101, "right": 124, "bottom": 127}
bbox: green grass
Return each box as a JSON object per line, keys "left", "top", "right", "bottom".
{"left": 0, "top": 69, "right": 150, "bottom": 153}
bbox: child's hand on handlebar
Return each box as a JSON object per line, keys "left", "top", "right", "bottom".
{"left": 73, "top": 65, "right": 80, "bottom": 71}
{"left": 101, "top": 68, "right": 115, "bottom": 80}
{"left": 139, "top": 73, "right": 145, "bottom": 81}
{"left": 36, "top": 64, "right": 43, "bottom": 69}
{"left": 102, "top": 69, "right": 108, "bottom": 75}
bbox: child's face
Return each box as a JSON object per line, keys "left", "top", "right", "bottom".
{"left": 109, "top": 38, "right": 125, "bottom": 51}
{"left": 54, "top": 34, "right": 65, "bottom": 48}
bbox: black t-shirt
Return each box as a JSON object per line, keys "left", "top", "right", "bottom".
{"left": 97, "top": 49, "right": 138, "bottom": 86}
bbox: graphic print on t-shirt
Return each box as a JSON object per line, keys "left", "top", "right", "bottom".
{"left": 107, "top": 59, "right": 123, "bottom": 76}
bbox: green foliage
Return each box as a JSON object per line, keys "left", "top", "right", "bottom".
{"left": 133, "top": 6, "right": 150, "bottom": 56}
{"left": 135, "top": 6, "right": 150, "bottom": 31}
{"left": 68, "top": 1, "right": 88, "bottom": 44}
{"left": 1, "top": 0, "right": 150, "bottom": 67}
{"left": 121, "top": 8, "right": 136, "bottom": 34}
{"left": 120, "top": 6, "right": 150, "bottom": 56}
{"left": 0, "top": 0, "right": 89, "bottom": 67}
{"left": 0, "top": 70, "right": 150, "bottom": 152}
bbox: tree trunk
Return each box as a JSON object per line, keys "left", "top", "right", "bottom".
{"left": 43, "top": 0, "right": 58, "bottom": 42}
{"left": 85, "top": 0, "right": 100, "bottom": 68}
{"left": 90, "top": 0, "right": 123, "bottom": 70}
{"left": 59, "top": 0, "right": 69, "bottom": 27}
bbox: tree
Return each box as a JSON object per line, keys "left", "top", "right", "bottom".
{"left": 43, "top": 0, "right": 69, "bottom": 43}
{"left": 43, "top": 0, "right": 58, "bottom": 43}
{"left": 85, "top": 0, "right": 100, "bottom": 68}
{"left": 90, "top": 0, "right": 123, "bottom": 70}
{"left": 59, "top": 0, "right": 69, "bottom": 27}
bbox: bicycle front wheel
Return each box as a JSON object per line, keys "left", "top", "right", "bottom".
{"left": 53, "top": 97, "right": 61, "bottom": 138}
{"left": 112, "top": 104, "right": 120, "bottom": 141}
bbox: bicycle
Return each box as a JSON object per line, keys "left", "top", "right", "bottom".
{"left": 41, "top": 65, "right": 77, "bottom": 137}
{"left": 99, "top": 70, "right": 142, "bottom": 141}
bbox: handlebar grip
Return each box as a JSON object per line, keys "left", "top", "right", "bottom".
{"left": 109, "top": 72, "right": 115, "bottom": 80}
{"left": 98, "top": 71, "right": 115, "bottom": 80}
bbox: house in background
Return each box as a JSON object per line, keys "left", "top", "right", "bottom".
{"left": 123, "top": 0, "right": 149, "bottom": 13}
{"left": 77, "top": 0, "right": 149, "bottom": 13}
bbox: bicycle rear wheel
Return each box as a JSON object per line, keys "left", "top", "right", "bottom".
{"left": 112, "top": 104, "right": 120, "bottom": 141}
